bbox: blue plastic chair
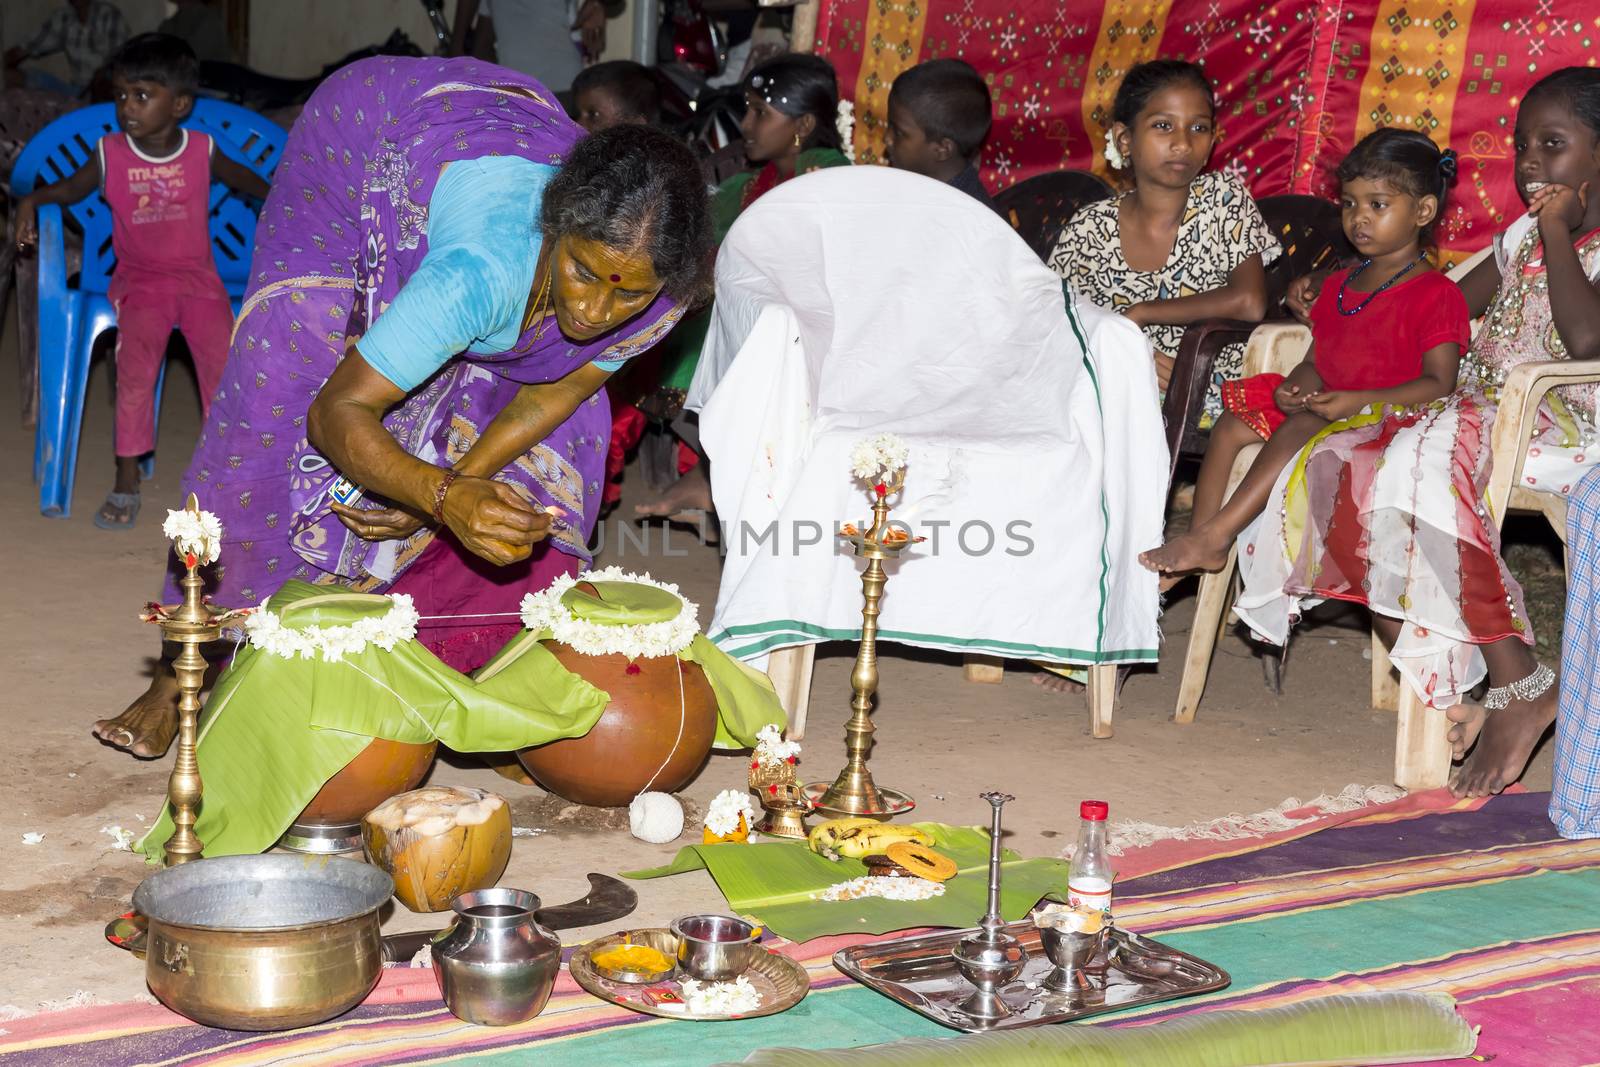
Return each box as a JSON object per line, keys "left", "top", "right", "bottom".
{"left": 11, "top": 99, "right": 284, "bottom": 517}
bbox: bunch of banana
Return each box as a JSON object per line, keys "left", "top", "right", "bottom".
{"left": 807, "top": 818, "right": 932, "bottom": 861}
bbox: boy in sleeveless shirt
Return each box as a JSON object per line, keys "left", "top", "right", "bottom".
{"left": 17, "top": 33, "right": 269, "bottom": 529}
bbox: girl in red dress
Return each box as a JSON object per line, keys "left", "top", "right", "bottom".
{"left": 1140, "top": 128, "right": 1470, "bottom": 581}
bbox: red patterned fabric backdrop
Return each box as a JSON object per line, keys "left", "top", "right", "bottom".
{"left": 814, "top": 0, "right": 1599, "bottom": 261}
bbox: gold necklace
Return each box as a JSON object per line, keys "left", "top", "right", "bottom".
{"left": 523, "top": 256, "right": 554, "bottom": 340}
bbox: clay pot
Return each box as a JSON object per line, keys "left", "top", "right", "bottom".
{"left": 362, "top": 786, "right": 513, "bottom": 913}
{"left": 516, "top": 642, "right": 718, "bottom": 807}
{"left": 298, "top": 738, "right": 439, "bottom": 825}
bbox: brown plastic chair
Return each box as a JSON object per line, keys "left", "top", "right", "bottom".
{"left": 994, "top": 169, "right": 1115, "bottom": 262}
{"left": 1162, "top": 194, "right": 1351, "bottom": 484}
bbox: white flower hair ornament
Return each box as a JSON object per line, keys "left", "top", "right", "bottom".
{"left": 836, "top": 99, "right": 856, "bottom": 163}
{"left": 1103, "top": 128, "right": 1127, "bottom": 170}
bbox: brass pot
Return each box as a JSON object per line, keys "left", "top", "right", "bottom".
{"left": 132, "top": 854, "right": 393, "bottom": 1031}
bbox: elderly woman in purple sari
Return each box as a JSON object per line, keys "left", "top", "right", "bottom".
{"left": 94, "top": 56, "right": 711, "bottom": 757}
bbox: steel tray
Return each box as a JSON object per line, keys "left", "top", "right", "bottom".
{"left": 833, "top": 921, "right": 1229, "bottom": 1032}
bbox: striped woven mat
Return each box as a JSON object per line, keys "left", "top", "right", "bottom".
{"left": 2, "top": 789, "right": 1593, "bottom": 1066}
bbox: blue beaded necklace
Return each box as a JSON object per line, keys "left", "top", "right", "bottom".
{"left": 1336, "top": 253, "right": 1426, "bottom": 316}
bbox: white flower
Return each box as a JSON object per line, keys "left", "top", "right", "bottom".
{"left": 679, "top": 976, "right": 763, "bottom": 1014}
{"left": 244, "top": 594, "right": 419, "bottom": 662}
{"left": 848, "top": 433, "right": 910, "bottom": 484}
{"left": 1103, "top": 129, "right": 1126, "bottom": 170}
{"left": 162, "top": 507, "right": 224, "bottom": 565}
{"left": 100, "top": 825, "right": 135, "bottom": 851}
{"left": 519, "top": 567, "right": 699, "bottom": 660}
{"left": 813, "top": 875, "right": 945, "bottom": 901}
{"left": 754, "top": 723, "right": 800, "bottom": 769}
{"left": 836, "top": 99, "right": 856, "bottom": 163}
{"left": 704, "top": 789, "right": 756, "bottom": 838}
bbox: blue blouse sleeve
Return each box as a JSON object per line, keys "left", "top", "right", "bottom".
{"left": 357, "top": 157, "right": 553, "bottom": 391}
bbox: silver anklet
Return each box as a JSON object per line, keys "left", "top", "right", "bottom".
{"left": 1483, "top": 663, "right": 1556, "bottom": 710}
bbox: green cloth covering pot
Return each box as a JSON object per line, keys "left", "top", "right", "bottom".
{"left": 480, "top": 578, "right": 785, "bottom": 751}
{"left": 138, "top": 579, "right": 783, "bottom": 863}
{"left": 625, "top": 823, "right": 1071, "bottom": 943}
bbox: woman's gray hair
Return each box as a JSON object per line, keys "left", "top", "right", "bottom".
{"left": 541, "top": 125, "right": 714, "bottom": 300}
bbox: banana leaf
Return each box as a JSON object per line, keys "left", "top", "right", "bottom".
{"left": 724, "top": 992, "right": 1478, "bottom": 1066}
{"left": 625, "top": 823, "right": 1071, "bottom": 943}
{"left": 138, "top": 581, "right": 785, "bottom": 863}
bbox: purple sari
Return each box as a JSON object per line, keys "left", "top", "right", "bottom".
{"left": 176, "top": 57, "right": 682, "bottom": 666}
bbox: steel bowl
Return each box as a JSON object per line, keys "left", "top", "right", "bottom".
{"left": 132, "top": 853, "right": 393, "bottom": 1031}
{"left": 670, "top": 914, "right": 761, "bottom": 981}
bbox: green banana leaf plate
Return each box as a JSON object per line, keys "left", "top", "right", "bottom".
{"left": 624, "top": 823, "right": 1071, "bottom": 944}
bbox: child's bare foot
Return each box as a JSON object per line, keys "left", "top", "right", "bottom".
{"left": 1449, "top": 679, "right": 1558, "bottom": 798}
{"left": 1139, "top": 524, "right": 1232, "bottom": 577}
{"left": 1031, "top": 670, "right": 1084, "bottom": 694}
{"left": 93, "top": 673, "right": 181, "bottom": 759}
{"left": 1444, "top": 701, "right": 1486, "bottom": 760}
{"left": 635, "top": 464, "right": 712, "bottom": 520}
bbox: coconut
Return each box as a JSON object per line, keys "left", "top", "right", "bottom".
{"left": 361, "top": 786, "right": 513, "bottom": 912}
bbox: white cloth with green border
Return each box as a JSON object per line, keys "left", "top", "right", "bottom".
{"left": 692, "top": 167, "right": 1165, "bottom": 667}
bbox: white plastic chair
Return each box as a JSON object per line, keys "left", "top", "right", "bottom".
{"left": 1169, "top": 246, "right": 1595, "bottom": 789}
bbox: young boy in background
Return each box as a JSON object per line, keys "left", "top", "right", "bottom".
{"left": 884, "top": 58, "right": 996, "bottom": 211}
{"left": 571, "top": 60, "right": 661, "bottom": 132}
{"left": 16, "top": 33, "right": 270, "bottom": 529}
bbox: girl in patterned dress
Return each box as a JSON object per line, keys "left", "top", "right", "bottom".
{"left": 1234, "top": 67, "right": 1600, "bottom": 797}
{"left": 1049, "top": 60, "right": 1280, "bottom": 416}
{"left": 1141, "top": 129, "right": 1469, "bottom": 583}
{"left": 92, "top": 56, "right": 712, "bottom": 759}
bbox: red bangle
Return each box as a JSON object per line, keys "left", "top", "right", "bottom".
{"left": 432, "top": 468, "right": 460, "bottom": 524}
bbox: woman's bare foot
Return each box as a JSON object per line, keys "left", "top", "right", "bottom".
{"left": 1139, "top": 524, "right": 1232, "bottom": 577}
{"left": 1449, "top": 680, "right": 1558, "bottom": 798}
{"left": 634, "top": 464, "right": 712, "bottom": 521}
{"left": 93, "top": 672, "right": 180, "bottom": 759}
{"left": 1444, "top": 701, "right": 1486, "bottom": 760}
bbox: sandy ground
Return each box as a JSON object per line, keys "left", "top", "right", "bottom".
{"left": 0, "top": 298, "right": 1558, "bottom": 1014}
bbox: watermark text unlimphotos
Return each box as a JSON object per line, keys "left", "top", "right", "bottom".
{"left": 589, "top": 519, "right": 1036, "bottom": 557}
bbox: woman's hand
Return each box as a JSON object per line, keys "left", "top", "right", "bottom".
{"left": 1304, "top": 390, "right": 1369, "bottom": 422}
{"left": 330, "top": 501, "right": 425, "bottom": 542}
{"left": 1529, "top": 181, "right": 1590, "bottom": 233}
{"left": 440, "top": 475, "right": 561, "bottom": 566}
{"left": 1122, "top": 302, "right": 1151, "bottom": 328}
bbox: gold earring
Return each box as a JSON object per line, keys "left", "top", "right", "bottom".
{"left": 794, "top": 133, "right": 803, "bottom": 148}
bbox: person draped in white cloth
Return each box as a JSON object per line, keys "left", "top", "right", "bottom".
{"left": 686, "top": 165, "right": 1167, "bottom": 674}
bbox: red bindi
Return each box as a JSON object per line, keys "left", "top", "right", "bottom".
{"left": 609, "top": 273, "right": 622, "bottom": 283}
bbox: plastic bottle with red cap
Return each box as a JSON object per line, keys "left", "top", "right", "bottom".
{"left": 1067, "top": 799, "right": 1114, "bottom": 914}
